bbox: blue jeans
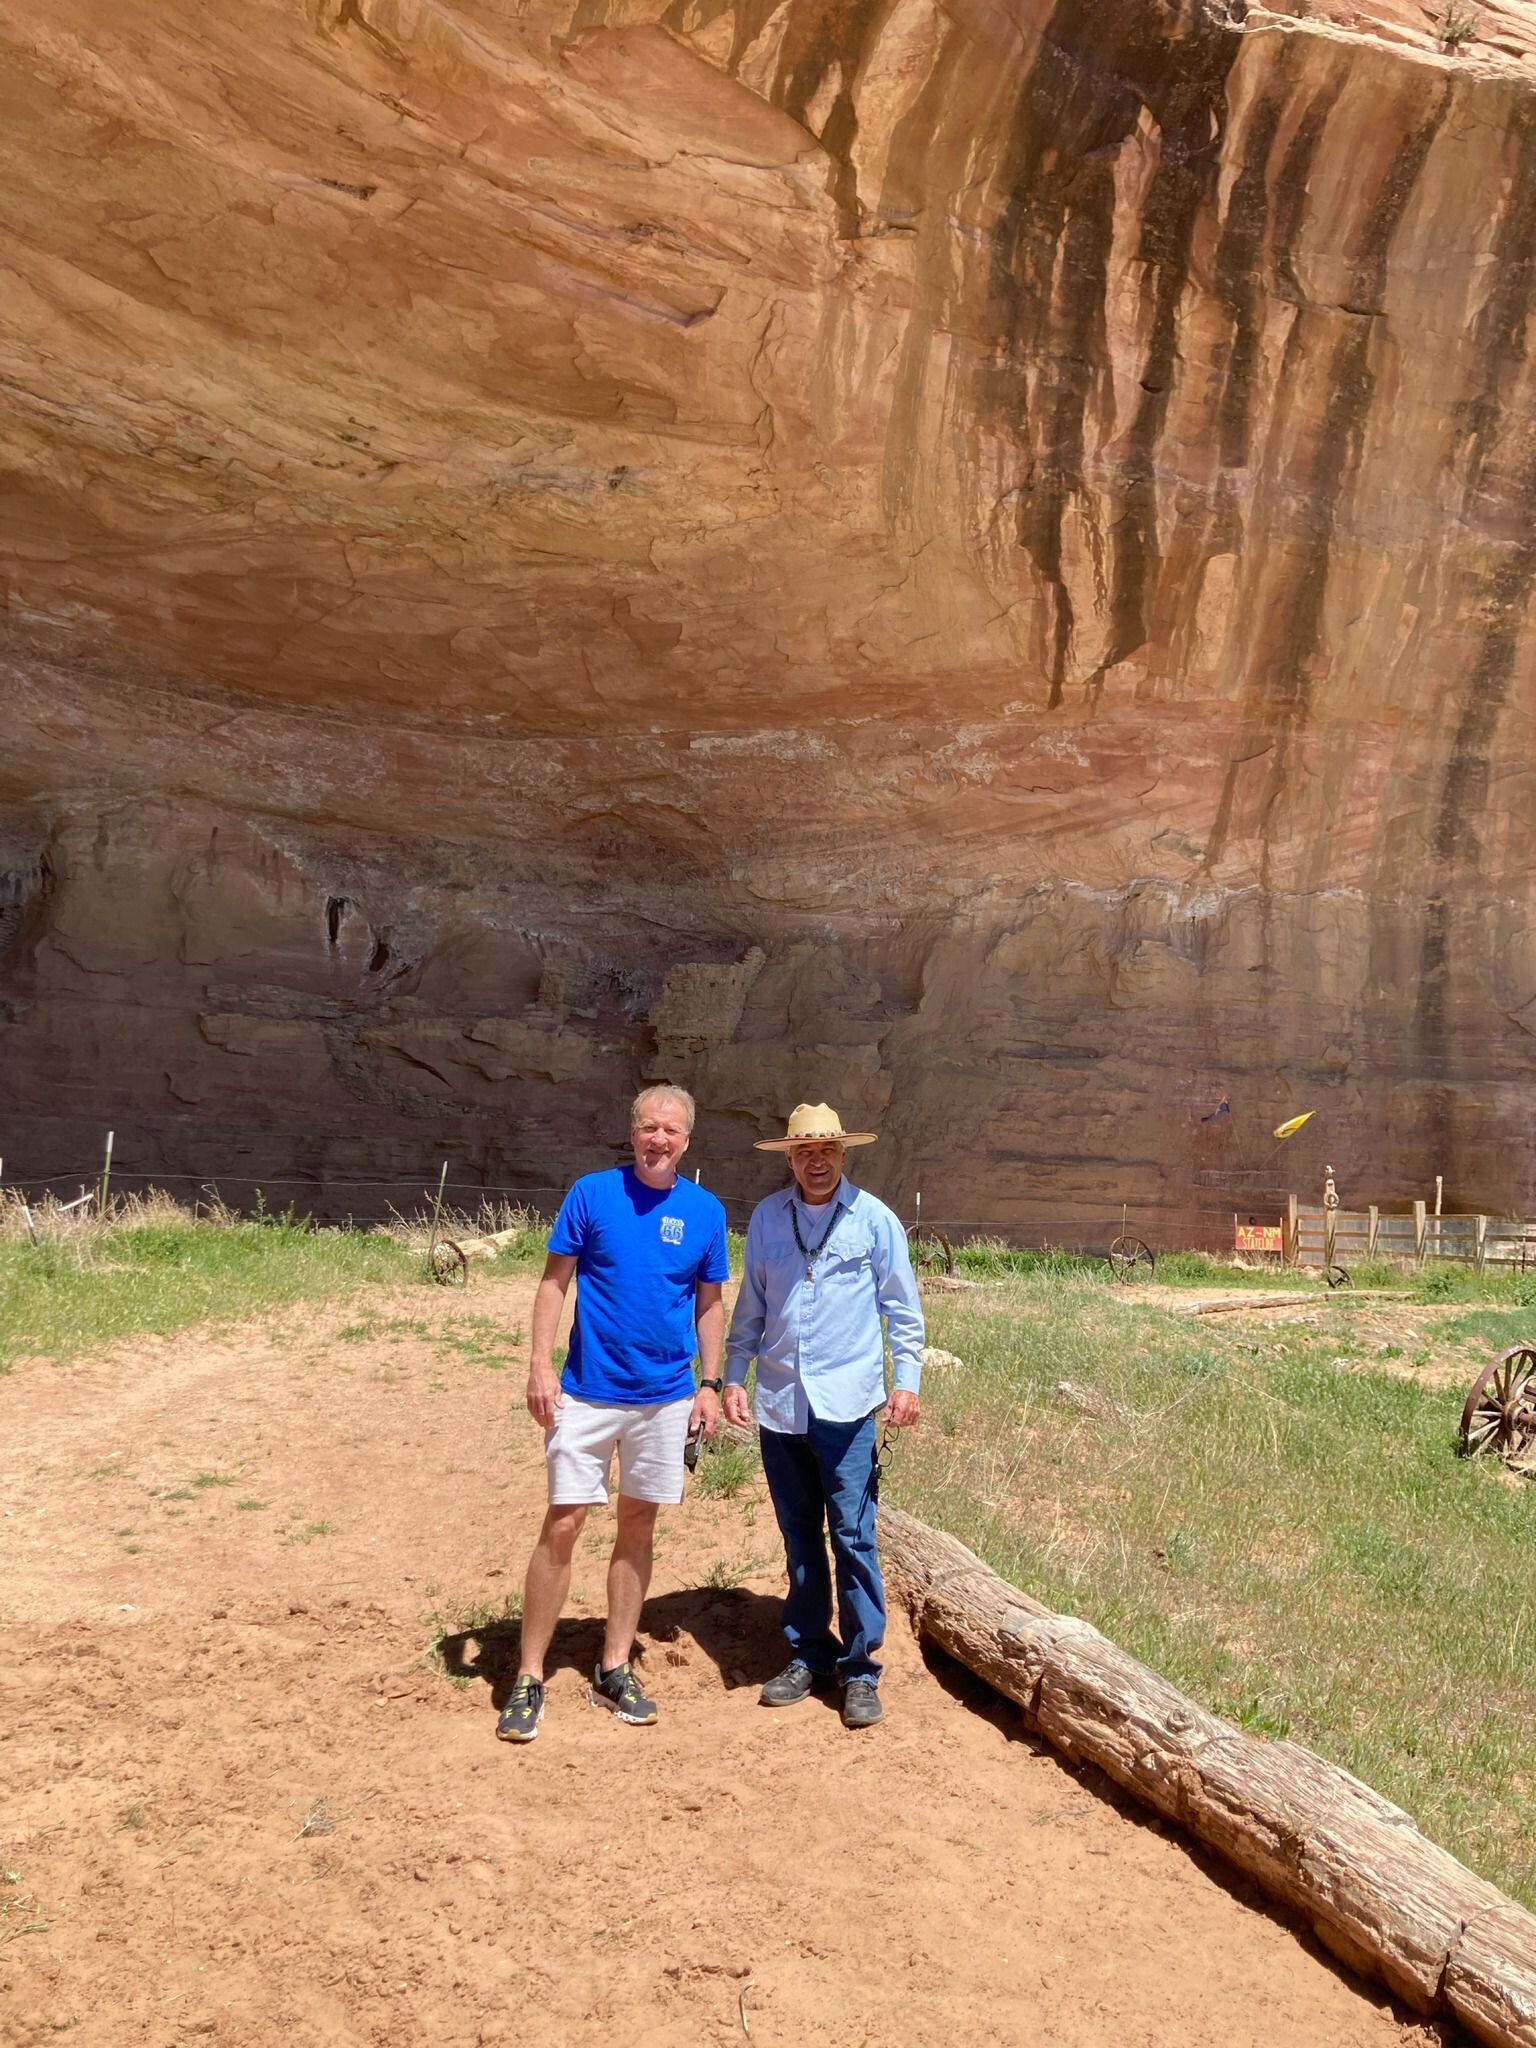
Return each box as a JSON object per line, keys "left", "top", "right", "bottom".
{"left": 758, "top": 1410, "right": 885, "bottom": 1686}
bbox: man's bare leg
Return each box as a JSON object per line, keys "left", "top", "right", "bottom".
{"left": 601, "top": 1495, "right": 659, "bottom": 1671}
{"left": 517, "top": 1503, "right": 587, "bottom": 1680}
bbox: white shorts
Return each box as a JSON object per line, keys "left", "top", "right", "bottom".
{"left": 546, "top": 1393, "right": 694, "bottom": 1506}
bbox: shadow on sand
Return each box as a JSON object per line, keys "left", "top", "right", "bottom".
{"left": 437, "top": 1584, "right": 786, "bottom": 1709}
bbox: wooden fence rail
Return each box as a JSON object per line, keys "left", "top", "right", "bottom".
{"left": 1284, "top": 1199, "right": 1536, "bottom": 1271}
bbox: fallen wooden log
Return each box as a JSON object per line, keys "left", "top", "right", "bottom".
{"left": 1187, "top": 1290, "right": 1404, "bottom": 1315}
{"left": 879, "top": 1504, "right": 1536, "bottom": 2046}
{"left": 446, "top": 1223, "right": 527, "bottom": 1265}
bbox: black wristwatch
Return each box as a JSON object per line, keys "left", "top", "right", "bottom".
{"left": 699, "top": 1376, "right": 724, "bottom": 1393}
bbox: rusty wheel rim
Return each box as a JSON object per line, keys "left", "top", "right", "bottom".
{"left": 907, "top": 1225, "right": 955, "bottom": 1277}
{"left": 429, "top": 1239, "right": 468, "bottom": 1287}
{"left": 1460, "top": 1344, "right": 1536, "bottom": 1460}
{"left": 1107, "top": 1236, "right": 1155, "bottom": 1284}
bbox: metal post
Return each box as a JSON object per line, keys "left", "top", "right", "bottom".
{"left": 425, "top": 1160, "right": 448, "bottom": 1276}
{"left": 99, "top": 1130, "right": 115, "bottom": 1215}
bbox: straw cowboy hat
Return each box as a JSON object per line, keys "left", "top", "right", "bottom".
{"left": 753, "top": 1102, "right": 878, "bottom": 1152}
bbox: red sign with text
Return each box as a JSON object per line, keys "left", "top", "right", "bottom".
{"left": 1234, "top": 1223, "right": 1284, "bottom": 1254}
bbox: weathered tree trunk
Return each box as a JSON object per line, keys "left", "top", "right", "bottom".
{"left": 879, "top": 1504, "right": 1536, "bottom": 2047}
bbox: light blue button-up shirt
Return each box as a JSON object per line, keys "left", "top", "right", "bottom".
{"left": 724, "top": 1179, "right": 926, "bottom": 1433}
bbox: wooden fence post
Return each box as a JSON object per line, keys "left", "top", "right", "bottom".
{"left": 1476, "top": 1215, "right": 1488, "bottom": 1273}
{"left": 1368, "top": 1205, "right": 1379, "bottom": 1258}
{"left": 1414, "top": 1199, "right": 1427, "bottom": 1265}
{"left": 1286, "top": 1193, "right": 1298, "bottom": 1267}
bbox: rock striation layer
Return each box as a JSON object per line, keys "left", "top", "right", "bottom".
{"left": 4, "top": 0, "right": 1536, "bottom": 1237}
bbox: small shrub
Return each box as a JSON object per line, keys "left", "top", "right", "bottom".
{"left": 1233, "top": 1693, "right": 1293, "bottom": 1739}
{"left": 1350, "top": 1257, "right": 1405, "bottom": 1289}
{"left": 692, "top": 1439, "right": 758, "bottom": 1499}
{"left": 1438, "top": 0, "right": 1480, "bottom": 47}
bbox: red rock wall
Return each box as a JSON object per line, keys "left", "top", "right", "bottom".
{"left": 4, "top": 0, "right": 1536, "bottom": 1240}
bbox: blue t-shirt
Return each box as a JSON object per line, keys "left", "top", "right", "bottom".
{"left": 548, "top": 1167, "right": 730, "bottom": 1404}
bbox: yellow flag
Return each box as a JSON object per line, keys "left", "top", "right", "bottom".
{"left": 1272, "top": 1112, "right": 1315, "bottom": 1140}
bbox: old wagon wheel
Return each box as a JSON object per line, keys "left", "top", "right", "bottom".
{"left": 429, "top": 1238, "right": 469, "bottom": 1287}
{"left": 1107, "top": 1235, "right": 1155, "bottom": 1284}
{"left": 1324, "top": 1263, "right": 1353, "bottom": 1290}
{"left": 1460, "top": 1344, "right": 1536, "bottom": 1463}
{"left": 907, "top": 1224, "right": 955, "bottom": 1277}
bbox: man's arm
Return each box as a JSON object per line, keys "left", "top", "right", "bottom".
{"left": 526, "top": 1251, "right": 578, "bottom": 1428}
{"left": 722, "top": 1217, "right": 767, "bottom": 1427}
{"left": 690, "top": 1279, "right": 724, "bottom": 1439}
{"left": 873, "top": 1209, "right": 925, "bottom": 1428}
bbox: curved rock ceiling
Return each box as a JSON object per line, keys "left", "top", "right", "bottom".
{"left": 4, "top": 0, "right": 1536, "bottom": 1237}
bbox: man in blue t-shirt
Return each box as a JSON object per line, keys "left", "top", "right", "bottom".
{"left": 496, "top": 1084, "right": 729, "bottom": 1744}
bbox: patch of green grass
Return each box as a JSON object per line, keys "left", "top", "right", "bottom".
{"left": 284, "top": 1520, "right": 334, "bottom": 1545}
{"left": 234, "top": 1499, "right": 266, "bottom": 1512}
{"left": 433, "top": 1315, "right": 522, "bottom": 1371}
{"left": 952, "top": 1240, "right": 1323, "bottom": 1290}
{"left": 955, "top": 1239, "right": 1105, "bottom": 1282}
{"left": 1440, "top": 1305, "right": 1536, "bottom": 1354}
{"left": 1348, "top": 1256, "right": 1408, "bottom": 1289}
{"left": 692, "top": 1438, "right": 758, "bottom": 1500}
{"left": 894, "top": 1271, "right": 1536, "bottom": 1907}
{"left": 1411, "top": 1264, "right": 1536, "bottom": 1307}
{"left": 0, "top": 1215, "right": 417, "bottom": 1377}
{"left": 427, "top": 1590, "right": 522, "bottom": 1636}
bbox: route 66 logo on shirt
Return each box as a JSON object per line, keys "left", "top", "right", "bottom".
{"left": 660, "top": 1215, "right": 685, "bottom": 1246}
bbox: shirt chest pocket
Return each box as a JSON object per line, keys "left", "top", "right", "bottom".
{"left": 816, "top": 1230, "right": 877, "bottom": 1282}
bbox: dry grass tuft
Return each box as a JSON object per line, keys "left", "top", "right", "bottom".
{"left": 381, "top": 1200, "right": 547, "bottom": 1261}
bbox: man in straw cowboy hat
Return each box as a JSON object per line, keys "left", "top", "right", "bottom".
{"left": 723, "top": 1103, "right": 924, "bottom": 1728}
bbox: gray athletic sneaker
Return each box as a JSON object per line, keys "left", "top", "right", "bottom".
{"left": 496, "top": 1675, "right": 546, "bottom": 1743}
{"left": 589, "top": 1661, "right": 658, "bottom": 1725}
{"left": 841, "top": 1680, "right": 884, "bottom": 1729}
{"left": 759, "top": 1660, "right": 834, "bottom": 1707}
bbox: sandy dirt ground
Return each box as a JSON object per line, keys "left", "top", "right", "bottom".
{"left": 1, "top": 1272, "right": 1451, "bottom": 2048}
